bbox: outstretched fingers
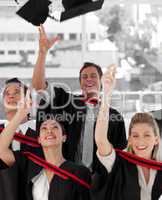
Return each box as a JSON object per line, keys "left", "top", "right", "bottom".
{"left": 50, "top": 36, "right": 60, "bottom": 46}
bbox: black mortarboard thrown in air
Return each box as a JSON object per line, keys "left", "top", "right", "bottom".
{"left": 60, "top": 0, "right": 104, "bottom": 21}
{"left": 14, "top": 0, "right": 19, "bottom": 4}
{"left": 16, "top": 0, "right": 52, "bottom": 26}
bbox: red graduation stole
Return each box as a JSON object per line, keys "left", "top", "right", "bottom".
{"left": 0, "top": 127, "right": 91, "bottom": 189}
{"left": 22, "top": 151, "right": 91, "bottom": 189}
{"left": 1, "top": 127, "right": 162, "bottom": 186}
{"left": 0, "top": 127, "right": 40, "bottom": 148}
{"left": 13, "top": 132, "right": 162, "bottom": 172}
{"left": 116, "top": 149, "right": 162, "bottom": 171}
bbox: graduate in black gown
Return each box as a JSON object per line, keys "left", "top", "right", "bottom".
{"left": 0, "top": 78, "right": 38, "bottom": 152}
{"left": 32, "top": 25, "right": 127, "bottom": 166}
{"left": 0, "top": 78, "right": 39, "bottom": 200}
{"left": 93, "top": 65, "right": 162, "bottom": 200}
{"left": 0, "top": 91, "right": 91, "bottom": 200}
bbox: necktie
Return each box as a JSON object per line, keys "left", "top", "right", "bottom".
{"left": 82, "top": 104, "right": 96, "bottom": 168}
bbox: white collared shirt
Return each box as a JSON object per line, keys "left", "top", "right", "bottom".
{"left": 32, "top": 170, "right": 49, "bottom": 200}
{"left": 137, "top": 166, "right": 157, "bottom": 200}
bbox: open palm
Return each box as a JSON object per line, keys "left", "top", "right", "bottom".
{"left": 39, "top": 24, "right": 60, "bottom": 54}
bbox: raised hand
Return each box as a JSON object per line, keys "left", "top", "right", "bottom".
{"left": 101, "top": 64, "right": 117, "bottom": 98}
{"left": 0, "top": 90, "right": 32, "bottom": 164}
{"left": 16, "top": 89, "right": 32, "bottom": 120}
{"left": 94, "top": 65, "right": 117, "bottom": 156}
{"left": 38, "top": 24, "right": 60, "bottom": 54}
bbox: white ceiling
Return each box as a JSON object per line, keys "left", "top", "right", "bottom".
{"left": 1, "top": 0, "right": 162, "bottom": 6}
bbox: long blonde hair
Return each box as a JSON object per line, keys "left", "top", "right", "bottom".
{"left": 128, "top": 112, "right": 160, "bottom": 160}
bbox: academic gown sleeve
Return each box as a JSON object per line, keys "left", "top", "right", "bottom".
{"left": 91, "top": 108, "right": 127, "bottom": 200}
{"left": 74, "top": 165, "right": 92, "bottom": 200}
{"left": 0, "top": 158, "right": 9, "bottom": 169}
{"left": 92, "top": 153, "right": 140, "bottom": 200}
{"left": 0, "top": 151, "right": 30, "bottom": 200}
{"left": 0, "top": 156, "right": 20, "bottom": 200}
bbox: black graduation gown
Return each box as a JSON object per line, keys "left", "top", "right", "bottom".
{"left": 37, "top": 87, "right": 127, "bottom": 199}
{"left": 37, "top": 87, "right": 127, "bottom": 168}
{"left": 0, "top": 151, "right": 91, "bottom": 200}
{"left": 0, "top": 159, "right": 19, "bottom": 200}
{"left": 92, "top": 153, "right": 162, "bottom": 200}
{"left": 0, "top": 123, "right": 42, "bottom": 200}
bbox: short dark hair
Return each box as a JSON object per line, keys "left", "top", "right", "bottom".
{"left": 4, "top": 78, "right": 28, "bottom": 95}
{"left": 79, "top": 62, "right": 103, "bottom": 81}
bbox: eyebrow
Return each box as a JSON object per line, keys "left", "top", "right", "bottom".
{"left": 81, "top": 72, "right": 97, "bottom": 76}
{"left": 41, "top": 122, "right": 58, "bottom": 128}
{"left": 131, "top": 131, "right": 151, "bottom": 134}
{"left": 4, "top": 88, "right": 21, "bottom": 94}
{"left": 143, "top": 131, "right": 152, "bottom": 134}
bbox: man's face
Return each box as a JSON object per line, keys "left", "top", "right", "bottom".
{"left": 80, "top": 66, "right": 101, "bottom": 98}
{"left": 3, "top": 83, "right": 23, "bottom": 111}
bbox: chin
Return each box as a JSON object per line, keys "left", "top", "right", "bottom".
{"left": 86, "top": 91, "right": 99, "bottom": 98}
{"left": 46, "top": 142, "right": 60, "bottom": 147}
{"left": 134, "top": 151, "right": 151, "bottom": 159}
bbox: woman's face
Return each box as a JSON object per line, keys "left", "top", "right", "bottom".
{"left": 39, "top": 119, "right": 66, "bottom": 148}
{"left": 128, "top": 123, "right": 159, "bottom": 159}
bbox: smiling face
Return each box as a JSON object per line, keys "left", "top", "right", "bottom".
{"left": 3, "top": 83, "right": 23, "bottom": 112}
{"left": 128, "top": 123, "right": 159, "bottom": 159}
{"left": 39, "top": 119, "right": 66, "bottom": 148}
{"left": 80, "top": 66, "right": 101, "bottom": 98}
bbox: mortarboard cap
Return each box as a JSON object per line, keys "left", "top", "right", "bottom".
{"left": 60, "top": 0, "right": 104, "bottom": 21}
{"left": 16, "top": 0, "right": 51, "bottom": 26}
{"left": 14, "top": 0, "right": 19, "bottom": 4}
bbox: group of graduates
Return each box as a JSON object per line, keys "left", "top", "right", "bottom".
{"left": 0, "top": 25, "right": 162, "bottom": 200}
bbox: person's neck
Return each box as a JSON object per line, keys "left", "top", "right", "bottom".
{"left": 6, "top": 110, "right": 28, "bottom": 124}
{"left": 43, "top": 146, "right": 65, "bottom": 166}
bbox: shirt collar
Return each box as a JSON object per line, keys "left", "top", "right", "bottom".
{"left": 4, "top": 120, "right": 35, "bottom": 134}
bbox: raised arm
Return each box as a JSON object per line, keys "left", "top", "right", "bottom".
{"left": 95, "top": 65, "right": 116, "bottom": 156}
{"left": 0, "top": 91, "right": 32, "bottom": 166}
{"left": 32, "top": 24, "right": 59, "bottom": 90}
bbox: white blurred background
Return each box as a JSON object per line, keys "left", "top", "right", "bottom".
{"left": 0, "top": 0, "right": 162, "bottom": 134}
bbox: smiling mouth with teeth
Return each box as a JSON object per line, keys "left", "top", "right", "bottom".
{"left": 86, "top": 84, "right": 94, "bottom": 87}
{"left": 46, "top": 135, "right": 56, "bottom": 140}
{"left": 136, "top": 146, "right": 147, "bottom": 150}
